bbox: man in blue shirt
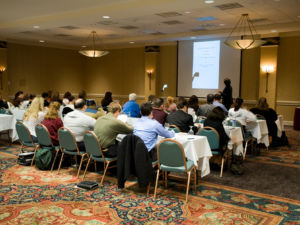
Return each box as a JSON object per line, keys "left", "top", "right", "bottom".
{"left": 122, "top": 93, "right": 141, "bottom": 118}
{"left": 213, "top": 93, "right": 228, "bottom": 115}
{"left": 134, "top": 102, "right": 174, "bottom": 161}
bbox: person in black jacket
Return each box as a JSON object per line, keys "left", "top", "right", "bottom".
{"left": 203, "top": 106, "right": 229, "bottom": 154}
{"left": 166, "top": 99, "right": 195, "bottom": 133}
{"left": 220, "top": 78, "right": 233, "bottom": 110}
{"left": 250, "top": 97, "right": 279, "bottom": 147}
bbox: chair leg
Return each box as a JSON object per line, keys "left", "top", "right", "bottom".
{"left": 76, "top": 154, "right": 85, "bottom": 178}
{"left": 193, "top": 167, "right": 197, "bottom": 194}
{"left": 164, "top": 171, "right": 168, "bottom": 188}
{"left": 100, "top": 161, "right": 110, "bottom": 186}
{"left": 243, "top": 141, "right": 248, "bottom": 159}
{"left": 51, "top": 149, "right": 59, "bottom": 172}
{"left": 74, "top": 155, "right": 78, "bottom": 168}
{"left": 57, "top": 153, "right": 64, "bottom": 174}
{"left": 154, "top": 169, "right": 160, "bottom": 200}
{"left": 186, "top": 171, "right": 191, "bottom": 203}
{"left": 147, "top": 183, "right": 151, "bottom": 196}
{"left": 82, "top": 156, "right": 91, "bottom": 180}
{"left": 31, "top": 146, "right": 39, "bottom": 166}
{"left": 220, "top": 157, "right": 225, "bottom": 177}
{"left": 94, "top": 161, "right": 97, "bottom": 172}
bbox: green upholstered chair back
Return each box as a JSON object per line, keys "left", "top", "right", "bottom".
{"left": 198, "top": 127, "right": 220, "bottom": 150}
{"left": 35, "top": 124, "right": 53, "bottom": 148}
{"left": 15, "top": 121, "right": 34, "bottom": 146}
{"left": 157, "top": 139, "right": 187, "bottom": 171}
{"left": 0, "top": 108, "right": 12, "bottom": 115}
{"left": 168, "top": 125, "right": 181, "bottom": 133}
{"left": 83, "top": 131, "right": 102, "bottom": 158}
{"left": 58, "top": 127, "right": 78, "bottom": 152}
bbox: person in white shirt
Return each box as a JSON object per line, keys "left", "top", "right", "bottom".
{"left": 23, "top": 97, "right": 47, "bottom": 142}
{"left": 228, "top": 97, "right": 256, "bottom": 127}
{"left": 63, "top": 98, "right": 96, "bottom": 151}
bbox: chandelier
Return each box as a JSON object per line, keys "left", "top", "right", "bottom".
{"left": 224, "top": 14, "right": 266, "bottom": 50}
{"left": 79, "top": 31, "right": 109, "bottom": 58}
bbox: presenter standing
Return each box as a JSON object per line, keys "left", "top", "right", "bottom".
{"left": 220, "top": 78, "right": 233, "bottom": 110}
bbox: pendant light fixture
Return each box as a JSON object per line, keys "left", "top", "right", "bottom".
{"left": 79, "top": 31, "right": 109, "bottom": 58}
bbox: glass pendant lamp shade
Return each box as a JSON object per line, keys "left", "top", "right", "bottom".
{"left": 78, "top": 31, "right": 109, "bottom": 58}
{"left": 224, "top": 14, "right": 266, "bottom": 50}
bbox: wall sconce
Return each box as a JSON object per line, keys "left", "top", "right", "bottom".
{"left": 261, "top": 65, "right": 274, "bottom": 93}
{"left": 0, "top": 66, "right": 6, "bottom": 73}
{"left": 146, "top": 69, "right": 153, "bottom": 90}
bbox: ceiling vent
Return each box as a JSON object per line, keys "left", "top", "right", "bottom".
{"left": 156, "top": 12, "right": 182, "bottom": 18}
{"left": 215, "top": 3, "right": 243, "bottom": 10}
{"left": 151, "top": 32, "right": 165, "bottom": 35}
{"left": 55, "top": 34, "right": 71, "bottom": 37}
{"left": 120, "top": 25, "right": 138, "bottom": 29}
{"left": 98, "top": 21, "right": 118, "bottom": 25}
{"left": 162, "top": 20, "right": 183, "bottom": 25}
{"left": 249, "top": 18, "right": 268, "bottom": 23}
{"left": 60, "top": 26, "right": 79, "bottom": 30}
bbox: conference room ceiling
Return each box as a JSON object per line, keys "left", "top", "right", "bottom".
{"left": 0, "top": 0, "right": 300, "bottom": 49}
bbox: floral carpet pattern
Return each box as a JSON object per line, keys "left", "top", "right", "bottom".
{"left": 0, "top": 155, "right": 299, "bottom": 224}
{"left": 247, "top": 129, "right": 300, "bottom": 168}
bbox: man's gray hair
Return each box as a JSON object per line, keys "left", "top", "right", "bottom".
{"left": 129, "top": 93, "right": 137, "bottom": 101}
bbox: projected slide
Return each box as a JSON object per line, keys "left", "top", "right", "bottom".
{"left": 192, "top": 40, "right": 220, "bottom": 89}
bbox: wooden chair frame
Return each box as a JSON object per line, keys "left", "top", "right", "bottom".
{"left": 154, "top": 139, "right": 197, "bottom": 203}
{"left": 169, "top": 124, "right": 181, "bottom": 132}
{"left": 57, "top": 127, "right": 88, "bottom": 178}
{"left": 82, "top": 131, "right": 117, "bottom": 186}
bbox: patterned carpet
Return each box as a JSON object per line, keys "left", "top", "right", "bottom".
{"left": 0, "top": 130, "right": 300, "bottom": 224}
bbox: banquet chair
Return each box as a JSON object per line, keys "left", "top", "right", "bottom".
{"left": 168, "top": 125, "right": 181, "bottom": 133}
{"left": 197, "top": 126, "right": 227, "bottom": 177}
{"left": 83, "top": 131, "right": 117, "bottom": 186}
{"left": 35, "top": 124, "right": 60, "bottom": 171}
{"left": 57, "top": 127, "right": 88, "bottom": 178}
{"left": 15, "top": 121, "right": 38, "bottom": 162}
{"left": 154, "top": 139, "right": 197, "bottom": 203}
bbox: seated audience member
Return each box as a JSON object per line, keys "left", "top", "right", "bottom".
{"left": 122, "top": 93, "right": 141, "bottom": 118}
{"left": 14, "top": 91, "right": 24, "bottom": 101}
{"left": 197, "top": 94, "right": 216, "bottom": 117}
{"left": 204, "top": 107, "right": 229, "bottom": 154}
{"left": 23, "top": 97, "right": 46, "bottom": 142}
{"left": 63, "top": 98, "right": 96, "bottom": 151}
{"left": 94, "top": 102, "right": 133, "bottom": 157}
{"left": 101, "top": 91, "right": 113, "bottom": 112}
{"left": 42, "top": 92, "right": 51, "bottom": 107}
{"left": 228, "top": 98, "right": 256, "bottom": 135}
{"left": 188, "top": 95, "right": 199, "bottom": 122}
{"left": 62, "top": 95, "right": 75, "bottom": 117}
{"left": 12, "top": 97, "right": 24, "bottom": 109}
{"left": 78, "top": 90, "right": 87, "bottom": 101}
{"left": 148, "top": 95, "right": 156, "bottom": 105}
{"left": 152, "top": 98, "right": 168, "bottom": 125}
{"left": 250, "top": 97, "right": 279, "bottom": 147}
{"left": 165, "top": 96, "right": 177, "bottom": 113}
{"left": 51, "top": 92, "right": 62, "bottom": 104}
{"left": 62, "top": 91, "right": 72, "bottom": 106}
{"left": 0, "top": 94, "right": 9, "bottom": 109}
{"left": 134, "top": 102, "right": 174, "bottom": 161}
{"left": 42, "top": 102, "right": 63, "bottom": 146}
{"left": 85, "top": 100, "right": 105, "bottom": 119}
{"left": 166, "top": 99, "right": 195, "bottom": 133}
{"left": 213, "top": 93, "right": 228, "bottom": 115}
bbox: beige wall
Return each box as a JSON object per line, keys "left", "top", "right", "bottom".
{"left": 7, "top": 43, "right": 84, "bottom": 98}
{"left": 0, "top": 48, "right": 8, "bottom": 99}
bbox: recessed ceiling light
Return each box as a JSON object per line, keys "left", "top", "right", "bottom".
{"left": 33, "top": 25, "right": 40, "bottom": 29}
{"left": 185, "top": 11, "right": 191, "bottom": 14}
{"left": 102, "top": 16, "right": 110, "bottom": 19}
{"left": 204, "top": 0, "right": 214, "bottom": 4}
{"left": 219, "top": 23, "right": 225, "bottom": 26}
{"left": 271, "top": 30, "right": 277, "bottom": 33}
{"left": 39, "top": 40, "right": 45, "bottom": 43}
{"left": 129, "top": 41, "right": 135, "bottom": 44}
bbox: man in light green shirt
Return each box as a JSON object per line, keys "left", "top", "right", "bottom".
{"left": 94, "top": 102, "right": 133, "bottom": 157}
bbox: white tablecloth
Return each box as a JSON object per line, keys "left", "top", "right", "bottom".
{"left": 248, "top": 120, "right": 269, "bottom": 147}
{"left": 0, "top": 114, "right": 18, "bottom": 142}
{"left": 276, "top": 115, "right": 284, "bottom": 138}
{"left": 117, "top": 133, "right": 212, "bottom": 177}
{"left": 224, "top": 126, "right": 244, "bottom": 155}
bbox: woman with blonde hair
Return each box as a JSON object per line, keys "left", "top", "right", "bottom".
{"left": 165, "top": 96, "right": 177, "bottom": 113}
{"left": 23, "top": 97, "right": 46, "bottom": 142}
{"left": 42, "top": 102, "right": 63, "bottom": 146}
